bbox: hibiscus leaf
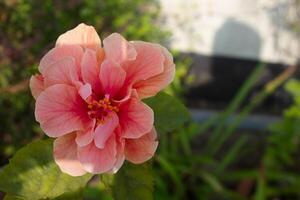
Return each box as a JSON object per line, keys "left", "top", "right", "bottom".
{"left": 112, "top": 161, "right": 153, "bottom": 200}
{"left": 0, "top": 139, "right": 92, "bottom": 200}
{"left": 3, "top": 195, "right": 24, "bottom": 200}
{"left": 4, "top": 190, "right": 84, "bottom": 200}
{"left": 144, "top": 92, "right": 190, "bottom": 133}
{"left": 51, "top": 189, "right": 84, "bottom": 200}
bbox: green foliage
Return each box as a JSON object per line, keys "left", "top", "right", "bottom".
{"left": 252, "top": 79, "right": 300, "bottom": 199}
{"left": 144, "top": 92, "right": 191, "bottom": 134}
{"left": 112, "top": 162, "right": 153, "bottom": 200}
{"left": 165, "top": 52, "right": 193, "bottom": 99}
{"left": 0, "top": 91, "right": 40, "bottom": 165}
{"left": 0, "top": 139, "right": 92, "bottom": 200}
{"left": 152, "top": 65, "right": 298, "bottom": 200}
{"left": 266, "top": 79, "right": 300, "bottom": 168}
{"left": 83, "top": 186, "right": 113, "bottom": 200}
{"left": 51, "top": 190, "right": 85, "bottom": 200}
{"left": 3, "top": 195, "right": 24, "bottom": 200}
{"left": 5, "top": 190, "right": 84, "bottom": 200}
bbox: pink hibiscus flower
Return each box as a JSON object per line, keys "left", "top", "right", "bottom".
{"left": 30, "top": 23, "right": 175, "bottom": 176}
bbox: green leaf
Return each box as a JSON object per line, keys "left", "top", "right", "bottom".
{"left": 285, "top": 79, "right": 300, "bottom": 99}
{"left": 0, "top": 139, "right": 92, "bottom": 200}
{"left": 51, "top": 190, "right": 84, "bottom": 200}
{"left": 4, "top": 190, "right": 84, "bottom": 200}
{"left": 4, "top": 195, "right": 24, "bottom": 200}
{"left": 198, "top": 171, "right": 224, "bottom": 193}
{"left": 254, "top": 173, "right": 266, "bottom": 200}
{"left": 112, "top": 161, "right": 153, "bottom": 200}
{"left": 83, "top": 186, "right": 113, "bottom": 200}
{"left": 144, "top": 92, "right": 190, "bottom": 133}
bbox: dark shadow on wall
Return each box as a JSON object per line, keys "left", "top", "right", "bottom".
{"left": 213, "top": 19, "right": 261, "bottom": 59}
{"left": 187, "top": 19, "right": 262, "bottom": 102}
{"left": 185, "top": 19, "right": 291, "bottom": 112}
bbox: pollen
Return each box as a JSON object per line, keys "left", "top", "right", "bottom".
{"left": 87, "top": 96, "right": 119, "bottom": 125}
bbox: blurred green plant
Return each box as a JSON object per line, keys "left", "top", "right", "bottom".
{"left": 150, "top": 64, "right": 298, "bottom": 200}
{"left": 165, "top": 51, "right": 193, "bottom": 100}
{"left": 255, "top": 79, "right": 300, "bottom": 199}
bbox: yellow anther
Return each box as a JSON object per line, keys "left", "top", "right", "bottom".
{"left": 87, "top": 96, "right": 119, "bottom": 123}
{"left": 104, "top": 97, "right": 109, "bottom": 103}
{"left": 96, "top": 118, "right": 104, "bottom": 125}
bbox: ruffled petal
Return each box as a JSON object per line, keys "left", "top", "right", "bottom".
{"left": 39, "top": 44, "right": 83, "bottom": 74}
{"left": 78, "top": 83, "right": 92, "bottom": 100}
{"left": 29, "top": 74, "right": 44, "bottom": 99}
{"left": 35, "top": 84, "right": 89, "bottom": 137}
{"left": 78, "top": 134, "right": 117, "bottom": 174}
{"left": 122, "top": 41, "right": 164, "bottom": 86}
{"left": 109, "top": 132, "right": 125, "bottom": 173}
{"left": 133, "top": 46, "right": 175, "bottom": 98}
{"left": 56, "top": 23, "right": 101, "bottom": 51}
{"left": 54, "top": 133, "right": 87, "bottom": 176}
{"left": 125, "top": 128, "right": 158, "bottom": 164}
{"left": 100, "top": 60, "right": 126, "bottom": 97}
{"left": 75, "top": 119, "right": 96, "bottom": 147}
{"left": 81, "top": 49, "right": 102, "bottom": 93}
{"left": 94, "top": 112, "right": 119, "bottom": 149}
{"left": 119, "top": 97, "right": 154, "bottom": 139}
{"left": 43, "top": 57, "right": 79, "bottom": 88}
{"left": 103, "top": 33, "right": 136, "bottom": 64}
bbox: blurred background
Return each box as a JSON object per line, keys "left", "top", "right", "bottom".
{"left": 0, "top": 0, "right": 300, "bottom": 199}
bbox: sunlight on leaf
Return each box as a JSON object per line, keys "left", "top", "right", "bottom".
{"left": 112, "top": 161, "right": 153, "bottom": 200}
{"left": 144, "top": 92, "right": 190, "bottom": 134}
{"left": 0, "top": 139, "right": 92, "bottom": 200}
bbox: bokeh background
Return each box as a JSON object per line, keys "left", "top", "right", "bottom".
{"left": 0, "top": 0, "right": 300, "bottom": 199}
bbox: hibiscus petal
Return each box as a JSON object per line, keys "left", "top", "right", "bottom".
{"left": 119, "top": 97, "right": 154, "bottom": 138}
{"left": 133, "top": 46, "right": 175, "bottom": 99}
{"left": 81, "top": 49, "right": 102, "bottom": 93}
{"left": 109, "top": 134, "right": 125, "bottom": 173}
{"left": 78, "top": 134, "right": 117, "bottom": 174}
{"left": 76, "top": 119, "right": 96, "bottom": 147}
{"left": 29, "top": 74, "right": 44, "bottom": 99}
{"left": 100, "top": 60, "right": 126, "bottom": 97}
{"left": 111, "top": 153, "right": 125, "bottom": 173}
{"left": 103, "top": 33, "right": 136, "bottom": 64}
{"left": 125, "top": 128, "right": 158, "bottom": 164}
{"left": 97, "top": 47, "right": 105, "bottom": 64}
{"left": 78, "top": 83, "right": 92, "bottom": 100}
{"left": 94, "top": 112, "right": 119, "bottom": 149}
{"left": 35, "top": 84, "right": 89, "bottom": 137}
{"left": 54, "top": 133, "right": 87, "bottom": 176}
{"left": 39, "top": 44, "right": 83, "bottom": 74}
{"left": 56, "top": 23, "right": 101, "bottom": 51}
{"left": 43, "top": 57, "right": 79, "bottom": 87}
{"left": 122, "top": 41, "right": 164, "bottom": 85}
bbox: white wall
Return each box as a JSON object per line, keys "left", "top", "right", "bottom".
{"left": 159, "top": 0, "right": 300, "bottom": 64}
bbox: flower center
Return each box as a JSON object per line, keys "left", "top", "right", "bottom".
{"left": 87, "top": 96, "right": 119, "bottom": 125}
